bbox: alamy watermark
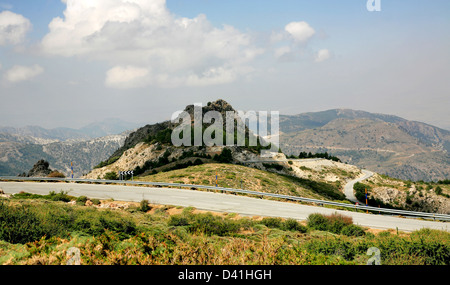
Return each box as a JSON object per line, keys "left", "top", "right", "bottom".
{"left": 367, "top": 0, "right": 381, "bottom": 12}
{"left": 170, "top": 103, "right": 280, "bottom": 158}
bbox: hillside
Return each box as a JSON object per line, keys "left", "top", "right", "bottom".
{"left": 0, "top": 134, "right": 127, "bottom": 177}
{"left": 0, "top": 118, "right": 140, "bottom": 178}
{"left": 84, "top": 100, "right": 450, "bottom": 213}
{"left": 279, "top": 109, "right": 450, "bottom": 182}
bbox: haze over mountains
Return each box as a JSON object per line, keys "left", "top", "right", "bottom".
{"left": 0, "top": 118, "right": 141, "bottom": 142}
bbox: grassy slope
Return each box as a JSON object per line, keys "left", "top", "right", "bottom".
{"left": 135, "top": 163, "right": 347, "bottom": 202}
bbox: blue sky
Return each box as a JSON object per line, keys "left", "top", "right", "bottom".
{"left": 0, "top": 0, "right": 449, "bottom": 130}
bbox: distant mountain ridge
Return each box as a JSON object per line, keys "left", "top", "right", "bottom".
{"left": 0, "top": 118, "right": 140, "bottom": 177}
{"left": 0, "top": 118, "right": 141, "bottom": 142}
{"left": 279, "top": 109, "right": 450, "bottom": 181}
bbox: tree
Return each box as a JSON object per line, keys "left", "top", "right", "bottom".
{"left": 213, "top": 148, "right": 233, "bottom": 163}
{"left": 104, "top": 171, "right": 118, "bottom": 180}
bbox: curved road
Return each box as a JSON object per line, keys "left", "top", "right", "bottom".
{"left": 0, "top": 181, "right": 447, "bottom": 232}
{"left": 344, "top": 169, "right": 374, "bottom": 203}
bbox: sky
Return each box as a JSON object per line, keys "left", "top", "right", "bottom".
{"left": 0, "top": 0, "right": 449, "bottom": 130}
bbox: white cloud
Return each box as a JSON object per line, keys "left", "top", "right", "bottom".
{"left": 105, "top": 65, "right": 150, "bottom": 89}
{"left": 285, "top": 21, "right": 315, "bottom": 43}
{"left": 4, "top": 64, "right": 44, "bottom": 83}
{"left": 0, "top": 10, "right": 31, "bottom": 46}
{"left": 270, "top": 21, "right": 318, "bottom": 62}
{"left": 274, "top": 46, "right": 291, "bottom": 58}
{"left": 41, "top": 0, "right": 262, "bottom": 88}
{"left": 315, "top": 49, "right": 331, "bottom": 62}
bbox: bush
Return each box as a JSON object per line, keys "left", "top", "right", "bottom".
{"left": 282, "top": 218, "right": 307, "bottom": 233}
{"left": 104, "top": 172, "right": 118, "bottom": 180}
{"left": 0, "top": 202, "right": 46, "bottom": 244}
{"left": 171, "top": 212, "right": 240, "bottom": 236}
{"left": 354, "top": 182, "right": 371, "bottom": 203}
{"left": 47, "top": 190, "right": 72, "bottom": 202}
{"left": 168, "top": 215, "right": 190, "bottom": 227}
{"left": 307, "top": 213, "right": 359, "bottom": 235}
{"left": 48, "top": 171, "right": 66, "bottom": 178}
{"left": 261, "top": 217, "right": 283, "bottom": 229}
{"left": 91, "top": 199, "right": 101, "bottom": 205}
{"left": 340, "top": 224, "right": 366, "bottom": 237}
{"left": 12, "top": 191, "right": 73, "bottom": 203}
{"left": 139, "top": 200, "right": 151, "bottom": 212}
{"left": 94, "top": 156, "right": 120, "bottom": 169}
{"left": 326, "top": 213, "right": 353, "bottom": 234}
{"left": 76, "top": 196, "right": 88, "bottom": 205}
{"left": 213, "top": 148, "right": 233, "bottom": 163}
{"left": 307, "top": 213, "right": 330, "bottom": 231}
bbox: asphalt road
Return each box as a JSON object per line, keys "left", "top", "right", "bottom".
{"left": 0, "top": 181, "right": 448, "bottom": 232}
{"left": 344, "top": 169, "right": 374, "bottom": 203}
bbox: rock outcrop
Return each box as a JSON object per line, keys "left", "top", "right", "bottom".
{"left": 23, "top": 160, "right": 53, "bottom": 177}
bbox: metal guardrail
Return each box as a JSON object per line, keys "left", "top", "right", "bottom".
{"left": 1, "top": 176, "right": 450, "bottom": 221}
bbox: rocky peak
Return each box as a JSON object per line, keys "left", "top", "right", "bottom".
{"left": 183, "top": 99, "right": 235, "bottom": 118}
{"left": 23, "top": 159, "right": 53, "bottom": 177}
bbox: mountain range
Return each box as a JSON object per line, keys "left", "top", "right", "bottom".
{"left": 0, "top": 118, "right": 140, "bottom": 177}
{"left": 0, "top": 118, "right": 141, "bottom": 142}
{"left": 1, "top": 106, "right": 449, "bottom": 182}
{"left": 278, "top": 109, "right": 450, "bottom": 181}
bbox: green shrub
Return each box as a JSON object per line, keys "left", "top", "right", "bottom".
{"left": 213, "top": 148, "right": 233, "bottom": 163}
{"left": 94, "top": 156, "right": 120, "bottom": 169}
{"left": 305, "top": 237, "right": 358, "bottom": 261}
{"left": 354, "top": 182, "right": 371, "bottom": 203}
{"left": 282, "top": 218, "right": 307, "bottom": 233}
{"left": 91, "top": 199, "right": 101, "bottom": 205}
{"left": 261, "top": 217, "right": 283, "bottom": 229}
{"left": 340, "top": 224, "right": 365, "bottom": 237}
{"left": 104, "top": 172, "right": 118, "bottom": 180}
{"left": 326, "top": 213, "right": 353, "bottom": 234}
{"left": 76, "top": 196, "right": 88, "bottom": 205}
{"left": 168, "top": 215, "right": 190, "bottom": 227}
{"left": 186, "top": 213, "right": 239, "bottom": 236}
{"left": 307, "top": 213, "right": 356, "bottom": 235}
{"left": 47, "top": 190, "right": 72, "bottom": 202}
{"left": 0, "top": 202, "right": 47, "bottom": 244}
{"left": 139, "top": 200, "right": 151, "bottom": 212}
{"left": 307, "top": 213, "right": 330, "bottom": 231}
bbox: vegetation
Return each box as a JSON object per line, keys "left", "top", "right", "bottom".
{"left": 136, "top": 163, "right": 345, "bottom": 201}
{"left": 307, "top": 213, "right": 365, "bottom": 237}
{"left": 287, "top": 152, "right": 341, "bottom": 162}
{"left": 48, "top": 171, "right": 66, "bottom": 178}
{"left": 144, "top": 128, "right": 173, "bottom": 145}
{"left": 353, "top": 182, "right": 371, "bottom": 203}
{"left": 94, "top": 156, "right": 121, "bottom": 169}
{"left": 437, "top": 179, "right": 450, "bottom": 185}
{"left": 0, "top": 197, "right": 448, "bottom": 265}
{"left": 104, "top": 171, "right": 119, "bottom": 180}
{"left": 212, "top": 148, "right": 233, "bottom": 163}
